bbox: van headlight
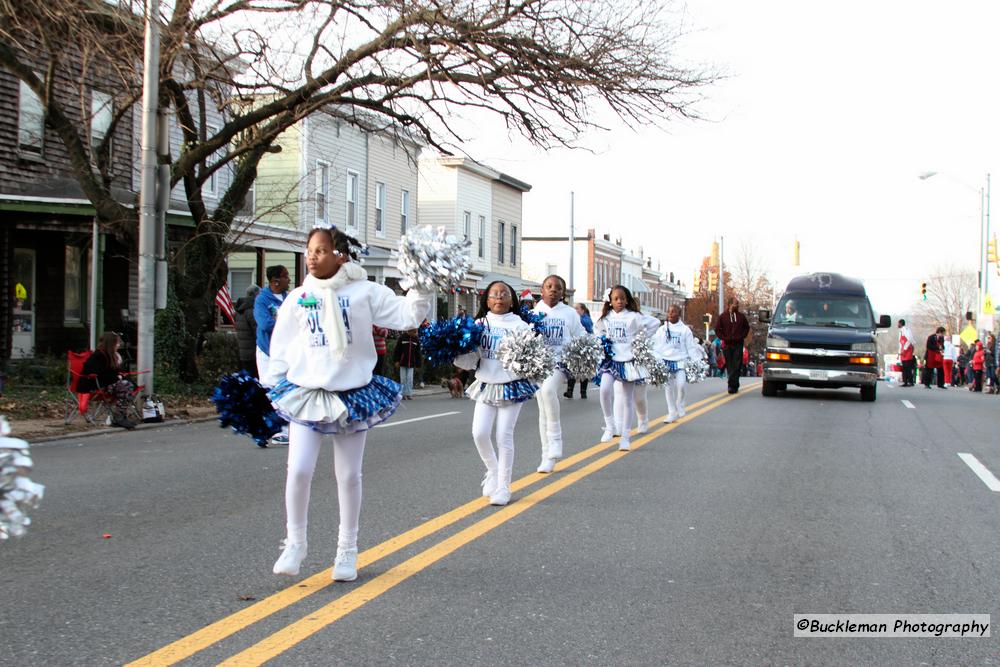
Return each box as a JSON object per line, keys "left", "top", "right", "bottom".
{"left": 767, "top": 337, "right": 789, "bottom": 348}
{"left": 851, "top": 342, "right": 876, "bottom": 352}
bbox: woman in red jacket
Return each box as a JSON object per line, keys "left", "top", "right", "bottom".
{"left": 971, "top": 340, "right": 986, "bottom": 393}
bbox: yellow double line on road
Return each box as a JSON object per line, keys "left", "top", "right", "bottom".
{"left": 130, "top": 385, "right": 754, "bottom": 666}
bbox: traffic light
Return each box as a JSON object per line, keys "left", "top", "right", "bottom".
{"left": 708, "top": 269, "right": 718, "bottom": 291}
{"left": 692, "top": 271, "right": 702, "bottom": 292}
{"left": 920, "top": 282, "right": 927, "bottom": 300}
{"left": 703, "top": 313, "right": 712, "bottom": 325}
{"left": 988, "top": 236, "right": 998, "bottom": 263}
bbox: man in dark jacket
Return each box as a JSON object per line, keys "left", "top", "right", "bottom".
{"left": 714, "top": 297, "right": 751, "bottom": 394}
{"left": 923, "top": 326, "right": 945, "bottom": 388}
{"left": 235, "top": 284, "right": 260, "bottom": 377}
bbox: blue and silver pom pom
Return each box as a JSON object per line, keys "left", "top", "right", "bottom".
{"left": 211, "top": 371, "right": 287, "bottom": 447}
{"left": 560, "top": 333, "right": 605, "bottom": 381}
{"left": 397, "top": 226, "right": 473, "bottom": 292}
{"left": 420, "top": 315, "right": 484, "bottom": 367}
{"left": 518, "top": 306, "right": 547, "bottom": 336}
{"left": 497, "top": 327, "right": 556, "bottom": 383}
{"left": 631, "top": 331, "right": 670, "bottom": 386}
{"left": 0, "top": 416, "right": 44, "bottom": 540}
{"left": 684, "top": 358, "right": 710, "bottom": 383}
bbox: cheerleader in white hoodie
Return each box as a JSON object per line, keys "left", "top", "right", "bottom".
{"left": 593, "top": 285, "right": 660, "bottom": 451}
{"left": 652, "top": 304, "right": 704, "bottom": 423}
{"left": 533, "top": 275, "right": 586, "bottom": 473}
{"left": 455, "top": 281, "right": 537, "bottom": 505}
{"left": 265, "top": 227, "right": 429, "bottom": 582}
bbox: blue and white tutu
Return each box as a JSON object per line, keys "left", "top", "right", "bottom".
{"left": 596, "top": 358, "right": 649, "bottom": 384}
{"left": 465, "top": 378, "right": 538, "bottom": 406}
{"left": 663, "top": 359, "right": 682, "bottom": 374}
{"left": 268, "top": 375, "right": 402, "bottom": 434}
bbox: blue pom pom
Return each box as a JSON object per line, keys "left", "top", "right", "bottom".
{"left": 419, "top": 316, "right": 484, "bottom": 366}
{"left": 517, "top": 306, "right": 547, "bottom": 336}
{"left": 211, "top": 371, "right": 287, "bottom": 446}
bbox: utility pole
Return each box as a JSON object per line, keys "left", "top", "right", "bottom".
{"left": 137, "top": 0, "right": 160, "bottom": 395}
{"left": 568, "top": 191, "right": 575, "bottom": 293}
{"left": 717, "top": 235, "right": 725, "bottom": 315}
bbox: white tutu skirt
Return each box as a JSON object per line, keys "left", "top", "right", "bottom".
{"left": 268, "top": 375, "right": 401, "bottom": 434}
{"left": 465, "top": 378, "right": 538, "bottom": 407}
{"left": 598, "top": 359, "right": 649, "bottom": 384}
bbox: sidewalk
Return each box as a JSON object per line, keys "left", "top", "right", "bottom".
{"left": 14, "top": 384, "right": 452, "bottom": 444}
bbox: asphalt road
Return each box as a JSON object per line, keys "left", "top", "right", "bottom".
{"left": 3, "top": 378, "right": 999, "bottom": 665}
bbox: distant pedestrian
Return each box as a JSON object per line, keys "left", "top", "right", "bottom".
{"left": 256, "top": 264, "right": 291, "bottom": 445}
{"left": 985, "top": 333, "right": 997, "bottom": 393}
{"left": 897, "top": 319, "right": 916, "bottom": 387}
{"left": 971, "top": 340, "right": 985, "bottom": 392}
{"left": 713, "top": 297, "right": 751, "bottom": 394}
{"left": 236, "top": 284, "right": 261, "bottom": 377}
{"left": 942, "top": 334, "right": 955, "bottom": 386}
{"left": 393, "top": 329, "right": 422, "bottom": 400}
{"left": 923, "top": 327, "right": 945, "bottom": 388}
{"left": 518, "top": 288, "right": 535, "bottom": 311}
{"left": 565, "top": 303, "right": 594, "bottom": 399}
{"left": 372, "top": 325, "right": 389, "bottom": 375}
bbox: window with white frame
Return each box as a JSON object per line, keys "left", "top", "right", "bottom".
{"left": 463, "top": 211, "right": 471, "bottom": 241}
{"left": 346, "top": 171, "right": 359, "bottom": 229}
{"left": 206, "top": 124, "right": 218, "bottom": 194}
{"left": 400, "top": 190, "right": 410, "bottom": 236}
{"left": 375, "top": 182, "right": 386, "bottom": 237}
{"left": 316, "top": 161, "right": 329, "bottom": 224}
{"left": 497, "top": 221, "right": 505, "bottom": 264}
{"left": 478, "top": 215, "right": 486, "bottom": 259}
{"left": 18, "top": 79, "right": 44, "bottom": 154}
{"left": 511, "top": 224, "right": 517, "bottom": 266}
{"left": 90, "top": 90, "right": 113, "bottom": 164}
{"left": 64, "top": 246, "right": 87, "bottom": 324}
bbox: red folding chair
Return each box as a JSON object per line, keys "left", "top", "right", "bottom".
{"left": 65, "top": 350, "right": 113, "bottom": 425}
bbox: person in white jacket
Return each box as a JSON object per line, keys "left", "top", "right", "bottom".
{"left": 533, "top": 275, "right": 586, "bottom": 473}
{"left": 593, "top": 285, "right": 661, "bottom": 451}
{"left": 653, "top": 304, "right": 703, "bottom": 423}
{"left": 455, "top": 281, "right": 537, "bottom": 505}
{"left": 266, "top": 227, "right": 429, "bottom": 582}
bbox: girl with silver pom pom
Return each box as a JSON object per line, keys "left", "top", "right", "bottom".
{"left": 593, "top": 285, "right": 660, "bottom": 451}
{"left": 532, "top": 275, "right": 586, "bottom": 473}
{"left": 652, "top": 304, "right": 705, "bottom": 424}
{"left": 264, "top": 226, "right": 430, "bottom": 583}
{"left": 454, "top": 281, "right": 538, "bottom": 506}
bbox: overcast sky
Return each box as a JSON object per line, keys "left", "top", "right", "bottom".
{"left": 461, "top": 0, "right": 1000, "bottom": 318}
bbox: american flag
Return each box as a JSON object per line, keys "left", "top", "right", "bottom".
{"left": 215, "top": 283, "right": 236, "bottom": 325}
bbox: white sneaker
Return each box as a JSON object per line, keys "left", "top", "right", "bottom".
{"left": 489, "top": 484, "right": 511, "bottom": 506}
{"left": 600, "top": 429, "right": 615, "bottom": 443}
{"left": 637, "top": 419, "right": 649, "bottom": 434}
{"left": 481, "top": 470, "right": 499, "bottom": 497}
{"left": 272, "top": 539, "right": 307, "bottom": 576}
{"left": 548, "top": 441, "right": 563, "bottom": 459}
{"left": 332, "top": 547, "right": 358, "bottom": 581}
{"left": 618, "top": 438, "right": 631, "bottom": 452}
{"left": 536, "top": 457, "right": 555, "bottom": 474}
{"left": 664, "top": 413, "right": 677, "bottom": 424}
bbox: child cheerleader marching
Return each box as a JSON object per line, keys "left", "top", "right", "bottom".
{"left": 593, "top": 285, "right": 660, "bottom": 451}
{"left": 653, "top": 304, "right": 703, "bottom": 423}
{"left": 264, "top": 226, "right": 429, "bottom": 581}
{"left": 533, "top": 275, "right": 586, "bottom": 473}
{"left": 455, "top": 281, "right": 537, "bottom": 505}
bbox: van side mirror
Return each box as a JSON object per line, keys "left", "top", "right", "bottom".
{"left": 758, "top": 309, "right": 771, "bottom": 324}
{"left": 877, "top": 314, "right": 891, "bottom": 328}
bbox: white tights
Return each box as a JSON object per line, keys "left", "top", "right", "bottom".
{"left": 599, "top": 373, "right": 635, "bottom": 441}
{"left": 472, "top": 401, "right": 524, "bottom": 482}
{"left": 633, "top": 382, "right": 648, "bottom": 425}
{"left": 665, "top": 370, "right": 688, "bottom": 417}
{"left": 535, "top": 372, "right": 566, "bottom": 458}
{"left": 284, "top": 421, "right": 367, "bottom": 550}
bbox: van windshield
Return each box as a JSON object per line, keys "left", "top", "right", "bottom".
{"left": 774, "top": 295, "right": 874, "bottom": 329}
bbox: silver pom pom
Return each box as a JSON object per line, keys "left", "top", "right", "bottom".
{"left": 683, "top": 359, "right": 709, "bottom": 383}
{"left": 631, "top": 331, "right": 670, "bottom": 386}
{"left": 397, "top": 226, "right": 473, "bottom": 292}
{"left": 497, "top": 327, "right": 556, "bottom": 383}
{"left": 0, "top": 417, "right": 44, "bottom": 540}
{"left": 560, "top": 333, "right": 605, "bottom": 381}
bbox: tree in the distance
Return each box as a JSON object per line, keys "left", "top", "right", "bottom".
{"left": 0, "top": 0, "right": 717, "bottom": 379}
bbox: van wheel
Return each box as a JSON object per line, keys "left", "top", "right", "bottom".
{"left": 860, "top": 384, "right": 877, "bottom": 402}
{"left": 762, "top": 380, "right": 778, "bottom": 397}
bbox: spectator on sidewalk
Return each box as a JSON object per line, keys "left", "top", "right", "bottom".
{"left": 236, "top": 284, "right": 261, "bottom": 377}
{"left": 923, "top": 327, "right": 945, "bottom": 388}
{"left": 942, "top": 334, "right": 955, "bottom": 387}
{"left": 972, "top": 340, "right": 986, "bottom": 392}
{"left": 393, "top": 329, "right": 422, "bottom": 400}
{"left": 372, "top": 325, "right": 389, "bottom": 375}
{"left": 897, "top": 319, "right": 916, "bottom": 387}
